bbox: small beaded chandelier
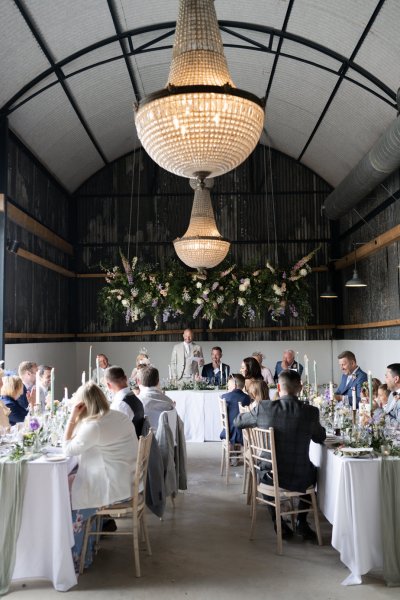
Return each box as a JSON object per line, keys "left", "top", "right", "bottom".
{"left": 134, "top": 0, "right": 265, "bottom": 180}
{"left": 173, "top": 176, "right": 230, "bottom": 269}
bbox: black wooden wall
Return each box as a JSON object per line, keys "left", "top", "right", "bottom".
{"left": 5, "top": 133, "right": 399, "bottom": 343}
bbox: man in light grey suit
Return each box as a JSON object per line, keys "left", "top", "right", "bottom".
{"left": 139, "top": 367, "right": 175, "bottom": 430}
{"left": 170, "top": 328, "right": 204, "bottom": 380}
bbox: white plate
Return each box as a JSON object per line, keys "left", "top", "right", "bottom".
{"left": 45, "top": 454, "right": 67, "bottom": 462}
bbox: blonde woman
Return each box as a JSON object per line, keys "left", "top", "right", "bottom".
{"left": 130, "top": 350, "right": 151, "bottom": 381}
{"left": 247, "top": 379, "right": 270, "bottom": 409}
{"left": 0, "top": 375, "right": 26, "bottom": 425}
{"left": 63, "top": 382, "right": 138, "bottom": 572}
{"left": 0, "top": 369, "right": 11, "bottom": 429}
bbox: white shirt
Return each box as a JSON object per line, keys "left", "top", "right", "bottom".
{"left": 110, "top": 386, "right": 134, "bottom": 421}
{"left": 63, "top": 410, "right": 138, "bottom": 510}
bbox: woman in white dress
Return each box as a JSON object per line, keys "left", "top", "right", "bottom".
{"left": 63, "top": 381, "right": 138, "bottom": 570}
{"left": 252, "top": 352, "right": 274, "bottom": 385}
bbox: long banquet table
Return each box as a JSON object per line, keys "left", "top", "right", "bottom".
{"left": 11, "top": 455, "right": 77, "bottom": 591}
{"left": 168, "top": 390, "right": 222, "bottom": 442}
{"left": 310, "top": 442, "right": 382, "bottom": 585}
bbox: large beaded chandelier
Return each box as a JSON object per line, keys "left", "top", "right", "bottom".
{"left": 173, "top": 176, "right": 230, "bottom": 269}
{"left": 134, "top": 0, "right": 265, "bottom": 180}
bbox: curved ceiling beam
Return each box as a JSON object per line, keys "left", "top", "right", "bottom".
{"left": 1, "top": 21, "right": 397, "bottom": 117}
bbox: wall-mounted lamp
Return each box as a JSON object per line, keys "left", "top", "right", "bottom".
{"left": 6, "top": 239, "right": 20, "bottom": 254}
{"left": 345, "top": 243, "right": 367, "bottom": 288}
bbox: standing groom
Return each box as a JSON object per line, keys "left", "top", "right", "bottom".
{"left": 170, "top": 329, "right": 204, "bottom": 380}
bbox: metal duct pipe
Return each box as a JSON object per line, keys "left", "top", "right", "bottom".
{"left": 323, "top": 110, "right": 400, "bottom": 220}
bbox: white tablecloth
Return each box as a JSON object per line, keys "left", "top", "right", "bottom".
{"left": 168, "top": 390, "right": 222, "bottom": 442}
{"left": 12, "top": 456, "right": 78, "bottom": 591}
{"left": 310, "top": 443, "right": 382, "bottom": 584}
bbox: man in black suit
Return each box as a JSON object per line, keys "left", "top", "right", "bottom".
{"left": 234, "top": 369, "right": 325, "bottom": 541}
{"left": 105, "top": 366, "right": 144, "bottom": 438}
{"left": 201, "top": 346, "right": 230, "bottom": 386}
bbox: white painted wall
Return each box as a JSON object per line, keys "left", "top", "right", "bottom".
{"left": 5, "top": 339, "right": 400, "bottom": 398}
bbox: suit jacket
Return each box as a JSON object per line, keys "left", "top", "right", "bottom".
{"left": 2, "top": 395, "right": 28, "bottom": 425}
{"left": 220, "top": 388, "right": 250, "bottom": 444}
{"left": 274, "top": 361, "right": 303, "bottom": 382}
{"left": 202, "top": 362, "right": 230, "bottom": 386}
{"left": 121, "top": 391, "right": 145, "bottom": 438}
{"left": 170, "top": 342, "right": 204, "bottom": 380}
{"left": 335, "top": 367, "right": 367, "bottom": 408}
{"left": 139, "top": 387, "right": 175, "bottom": 430}
{"left": 234, "top": 395, "right": 326, "bottom": 492}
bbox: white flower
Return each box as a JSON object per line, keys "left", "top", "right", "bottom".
{"left": 243, "top": 278, "right": 251, "bottom": 287}
{"left": 182, "top": 289, "right": 191, "bottom": 301}
{"left": 272, "top": 284, "right": 283, "bottom": 296}
{"left": 117, "top": 295, "right": 122, "bottom": 300}
{"left": 203, "top": 288, "right": 210, "bottom": 295}
{"left": 121, "top": 299, "right": 130, "bottom": 307}
{"left": 299, "top": 268, "right": 308, "bottom": 277}
{"left": 238, "top": 297, "right": 246, "bottom": 306}
{"left": 196, "top": 282, "right": 202, "bottom": 289}
{"left": 196, "top": 298, "right": 204, "bottom": 304}
{"left": 217, "top": 295, "right": 224, "bottom": 304}
{"left": 131, "top": 288, "right": 139, "bottom": 298}
{"left": 239, "top": 284, "right": 246, "bottom": 292}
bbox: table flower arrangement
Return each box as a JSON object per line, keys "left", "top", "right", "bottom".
{"left": 99, "top": 248, "right": 319, "bottom": 329}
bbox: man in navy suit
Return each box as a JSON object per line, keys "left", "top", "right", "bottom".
{"left": 334, "top": 350, "right": 367, "bottom": 408}
{"left": 274, "top": 349, "right": 303, "bottom": 382}
{"left": 220, "top": 373, "right": 250, "bottom": 445}
{"left": 202, "top": 347, "right": 230, "bottom": 386}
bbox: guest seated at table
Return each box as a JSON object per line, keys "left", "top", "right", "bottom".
{"left": 247, "top": 379, "right": 270, "bottom": 408}
{"left": 220, "top": 374, "right": 250, "bottom": 446}
{"left": 0, "top": 368, "right": 11, "bottom": 429}
{"left": 105, "top": 366, "right": 144, "bottom": 438}
{"left": 36, "top": 364, "right": 52, "bottom": 413}
{"left": 92, "top": 353, "right": 110, "bottom": 385}
{"left": 130, "top": 348, "right": 151, "bottom": 381}
{"left": 252, "top": 352, "right": 274, "bottom": 385}
{"left": 138, "top": 367, "right": 175, "bottom": 430}
{"left": 17, "top": 361, "right": 38, "bottom": 410}
{"left": 63, "top": 382, "right": 138, "bottom": 572}
{"left": 383, "top": 363, "right": 400, "bottom": 426}
{"left": 240, "top": 357, "right": 263, "bottom": 393}
{"left": 377, "top": 383, "right": 390, "bottom": 408}
{"left": 360, "top": 377, "right": 381, "bottom": 409}
{"left": 273, "top": 350, "right": 303, "bottom": 382}
{"left": 234, "top": 370, "right": 326, "bottom": 542}
{"left": 202, "top": 346, "right": 230, "bottom": 386}
{"left": 334, "top": 351, "right": 367, "bottom": 408}
{"left": 1, "top": 375, "right": 32, "bottom": 425}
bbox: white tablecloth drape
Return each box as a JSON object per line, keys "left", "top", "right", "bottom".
{"left": 12, "top": 456, "right": 78, "bottom": 592}
{"left": 310, "top": 443, "right": 382, "bottom": 585}
{"left": 168, "top": 390, "right": 222, "bottom": 442}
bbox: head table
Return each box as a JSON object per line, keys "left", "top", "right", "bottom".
{"left": 167, "top": 390, "right": 222, "bottom": 442}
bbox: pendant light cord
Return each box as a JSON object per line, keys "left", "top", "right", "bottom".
{"left": 127, "top": 150, "right": 136, "bottom": 260}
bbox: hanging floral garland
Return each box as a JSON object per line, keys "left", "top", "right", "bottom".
{"left": 99, "top": 248, "right": 319, "bottom": 329}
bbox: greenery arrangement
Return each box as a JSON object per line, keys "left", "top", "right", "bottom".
{"left": 99, "top": 248, "right": 319, "bottom": 329}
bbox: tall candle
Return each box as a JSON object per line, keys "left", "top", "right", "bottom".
{"left": 168, "top": 365, "right": 172, "bottom": 380}
{"left": 352, "top": 387, "right": 357, "bottom": 411}
{"left": 313, "top": 360, "right": 317, "bottom": 392}
{"left": 220, "top": 367, "right": 223, "bottom": 386}
{"left": 50, "top": 367, "right": 55, "bottom": 414}
{"left": 304, "top": 355, "right": 309, "bottom": 382}
{"left": 225, "top": 367, "right": 228, "bottom": 385}
{"left": 296, "top": 352, "right": 299, "bottom": 366}
{"left": 89, "top": 345, "right": 92, "bottom": 381}
{"left": 64, "top": 387, "right": 68, "bottom": 402}
{"left": 82, "top": 371, "right": 86, "bottom": 386}
{"left": 329, "top": 382, "right": 334, "bottom": 402}
{"left": 35, "top": 370, "right": 40, "bottom": 406}
{"left": 96, "top": 356, "right": 100, "bottom": 385}
{"left": 368, "top": 370, "right": 373, "bottom": 412}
